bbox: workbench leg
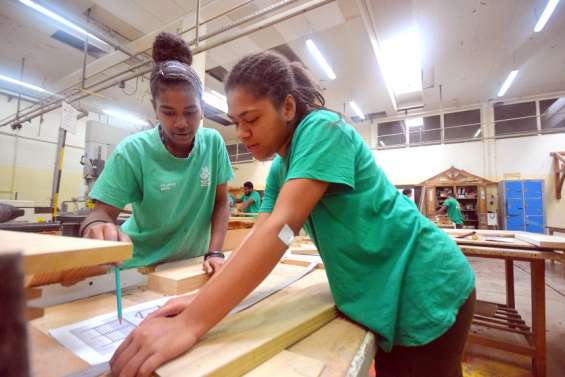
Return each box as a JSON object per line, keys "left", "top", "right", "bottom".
{"left": 531, "top": 260, "right": 546, "bottom": 377}
{"left": 505, "top": 259, "right": 515, "bottom": 309}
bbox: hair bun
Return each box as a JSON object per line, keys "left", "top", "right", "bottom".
{"left": 152, "top": 32, "right": 193, "bottom": 66}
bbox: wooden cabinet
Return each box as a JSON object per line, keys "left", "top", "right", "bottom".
{"left": 421, "top": 167, "right": 497, "bottom": 229}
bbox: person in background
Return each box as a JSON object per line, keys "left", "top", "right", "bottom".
{"left": 80, "top": 32, "right": 233, "bottom": 276}
{"left": 437, "top": 193, "right": 465, "bottom": 229}
{"left": 236, "top": 181, "right": 261, "bottom": 214}
{"left": 402, "top": 188, "right": 413, "bottom": 200}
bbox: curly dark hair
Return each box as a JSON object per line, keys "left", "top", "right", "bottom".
{"left": 225, "top": 51, "right": 325, "bottom": 127}
{"left": 150, "top": 32, "right": 202, "bottom": 100}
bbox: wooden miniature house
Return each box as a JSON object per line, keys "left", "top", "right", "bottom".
{"left": 421, "top": 166, "right": 498, "bottom": 229}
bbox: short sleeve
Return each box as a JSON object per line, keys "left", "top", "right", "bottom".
{"left": 214, "top": 132, "right": 234, "bottom": 185}
{"left": 88, "top": 147, "right": 142, "bottom": 209}
{"left": 259, "top": 158, "right": 284, "bottom": 213}
{"left": 287, "top": 114, "right": 355, "bottom": 190}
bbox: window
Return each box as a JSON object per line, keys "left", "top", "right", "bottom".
{"left": 444, "top": 109, "right": 481, "bottom": 141}
{"left": 540, "top": 97, "right": 565, "bottom": 133}
{"left": 408, "top": 115, "right": 441, "bottom": 145}
{"left": 226, "top": 143, "right": 253, "bottom": 163}
{"left": 494, "top": 101, "right": 537, "bottom": 136}
{"left": 378, "top": 120, "right": 405, "bottom": 147}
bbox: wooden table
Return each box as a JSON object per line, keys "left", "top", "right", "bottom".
{"left": 456, "top": 238, "right": 564, "bottom": 377}
{"left": 29, "top": 262, "right": 375, "bottom": 377}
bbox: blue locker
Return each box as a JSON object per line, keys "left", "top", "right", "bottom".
{"left": 501, "top": 180, "right": 545, "bottom": 233}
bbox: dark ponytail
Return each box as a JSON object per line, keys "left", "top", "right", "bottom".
{"left": 150, "top": 32, "right": 202, "bottom": 100}
{"left": 225, "top": 51, "right": 325, "bottom": 125}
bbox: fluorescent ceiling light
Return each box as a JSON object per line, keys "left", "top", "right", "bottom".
{"left": 0, "top": 73, "right": 52, "bottom": 94}
{"left": 497, "top": 70, "right": 519, "bottom": 97}
{"left": 405, "top": 117, "right": 423, "bottom": 128}
{"left": 474, "top": 128, "right": 481, "bottom": 138}
{"left": 349, "top": 101, "right": 365, "bottom": 120}
{"left": 306, "top": 39, "right": 336, "bottom": 80}
{"left": 203, "top": 90, "right": 228, "bottom": 113}
{"left": 379, "top": 140, "right": 386, "bottom": 147}
{"left": 380, "top": 30, "right": 422, "bottom": 95}
{"left": 534, "top": 0, "right": 560, "bottom": 32}
{"left": 18, "top": 0, "right": 108, "bottom": 47}
{"left": 103, "top": 109, "right": 148, "bottom": 126}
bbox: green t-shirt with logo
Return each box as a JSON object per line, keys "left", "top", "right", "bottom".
{"left": 240, "top": 191, "right": 261, "bottom": 213}
{"left": 443, "top": 197, "right": 464, "bottom": 225}
{"left": 260, "top": 110, "right": 475, "bottom": 352}
{"left": 89, "top": 126, "right": 233, "bottom": 269}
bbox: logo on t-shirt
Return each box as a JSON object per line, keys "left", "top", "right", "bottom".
{"left": 160, "top": 182, "right": 176, "bottom": 192}
{"left": 200, "top": 166, "right": 210, "bottom": 187}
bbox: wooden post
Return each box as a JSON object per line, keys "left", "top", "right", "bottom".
{"left": 0, "top": 252, "right": 30, "bottom": 377}
{"left": 531, "top": 260, "right": 546, "bottom": 377}
{"left": 505, "top": 259, "right": 515, "bottom": 309}
{"left": 550, "top": 152, "right": 565, "bottom": 200}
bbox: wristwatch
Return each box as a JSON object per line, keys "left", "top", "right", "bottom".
{"left": 204, "top": 251, "right": 225, "bottom": 261}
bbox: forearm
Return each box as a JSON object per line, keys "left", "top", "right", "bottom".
{"left": 181, "top": 216, "right": 291, "bottom": 339}
{"left": 239, "top": 200, "right": 250, "bottom": 211}
{"left": 208, "top": 196, "right": 229, "bottom": 252}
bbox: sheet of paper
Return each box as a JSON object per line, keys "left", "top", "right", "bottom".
{"left": 49, "top": 296, "right": 172, "bottom": 365}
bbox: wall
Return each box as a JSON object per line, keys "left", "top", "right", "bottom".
{"left": 230, "top": 160, "right": 273, "bottom": 189}
{"left": 231, "top": 123, "right": 565, "bottom": 228}
{"left": 372, "top": 133, "right": 565, "bottom": 228}
{"left": 0, "top": 94, "right": 86, "bottom": 207}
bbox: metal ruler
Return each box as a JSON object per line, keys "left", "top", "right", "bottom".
{"left": 65, "top": 261, "right": 319, "bottom": 377}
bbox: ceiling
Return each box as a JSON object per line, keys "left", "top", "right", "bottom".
{"left": 0, "top": 0, "right": 564, "bottom": 143}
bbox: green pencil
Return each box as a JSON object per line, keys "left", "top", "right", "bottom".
{"left": 114, "top": 266, "right": 123, "bottom": 324}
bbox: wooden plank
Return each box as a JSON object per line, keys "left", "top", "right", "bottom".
{"left": 515, "top": 232, "right": 565, "bottom": 250}
{"left": 28, "top": 326, "right": 89, "bottom": 377}
{"left": 0, "top": 230, "right": 132, "bottom": 274}
{"left": 290, "top": 244, "right": 319, "bottom": 256}
{"left": 244, "top": 350, "right": 325, "bottom": 377}
{"left": 25, "top": 306, "right": 45, "bottom": 321}
{"left": 156, "top": 270, "right": 336, "bottom": 377}
{"left": 25, "top": 265, "right": 109, "bottom": 288}
{"left": 25, "top": 287, "right": 42, "bottom": 300}
{"left": 288, "top": 317, "right": 373, "bottom": 377}
{"left": 460, "top": 244, "right": 563, "bottom": 261}
{"left": 443, "top": 228, "right": 517, "bottom": 238}
{"left": 148, "top": 262, "right": 208, "bottom": 295}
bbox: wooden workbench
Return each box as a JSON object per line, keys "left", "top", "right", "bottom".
{"left": 29, "top": 262, "right": 375, "bottom": 377}
{"left": 445, "top": 228, "right": 565, "bottom": 377}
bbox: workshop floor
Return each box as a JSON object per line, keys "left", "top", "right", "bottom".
{"left": 370, "top": 258, "right": 565, "bottom": 377}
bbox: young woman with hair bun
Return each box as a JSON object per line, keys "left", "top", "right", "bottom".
{"left": 81, "top": 32, "right": 233, "bottom": 275}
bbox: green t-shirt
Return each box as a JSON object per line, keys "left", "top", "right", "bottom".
{"left": 260, "top": 110, "right": 475, "bottom": 352}
{"left": 89, "top": 126, "right": 233, "bottom": 269}
{"left": 240, "top": 191, "right": 261, "bottom": 213}
{"left": 443, "top": 197, "right": 464, "bottom": 225}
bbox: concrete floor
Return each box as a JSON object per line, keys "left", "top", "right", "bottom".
{"left": 463, "top": 258, "right": 565, "bottom": 377}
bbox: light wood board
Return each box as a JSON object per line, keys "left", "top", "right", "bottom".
{"left": 244, "top": 350, "right": 325, "bottom": 377}
{"left": 288, "top": 317, "right": 373, "bottom": 377}
{"left": 156, "top": 270, "right": 336, "bottom": 377}
{"left": 515, "top": 232, "right": 565, "bottom": 250}
{"left": 460, "top": 244, "right": 564, "bottom": 261}
{"left": 0, "top": 230, "right": 132, "bottom": 274}
{"left": 148, "top": 262, "right": 208, "bottom": 295}
{"left": 28, "top": 326, "right": 89, "bottom": 377}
